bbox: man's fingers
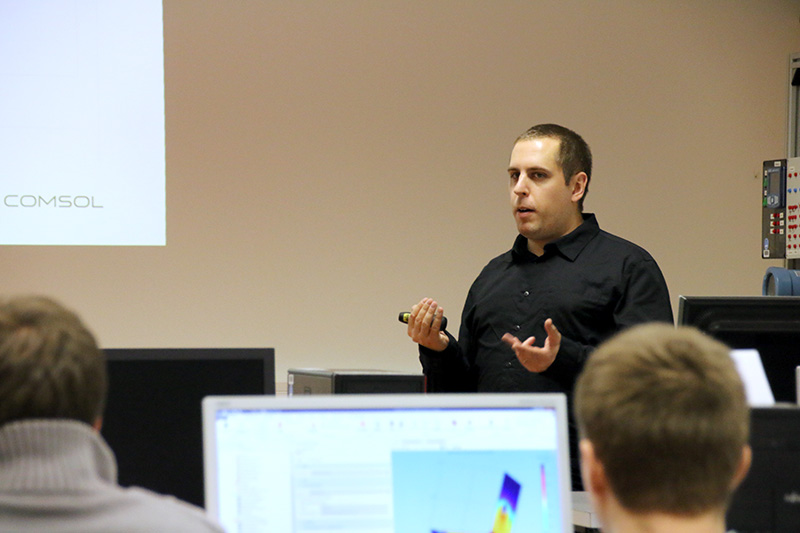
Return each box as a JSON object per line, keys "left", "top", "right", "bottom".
{"left": 408, "top": 299, "right": 430, "bottom": 337}
{"left": 506, "top": 323, "right": 558, "bottom": 373}
{"left": 406, "top": 298, "right": 449, "bottom": 352}
{"left": 422, "top": 300, "right": 439, "bottom": 329}
{"left": 409, "top": 298, "right": 444, "bottom": 336}
{"left": 501, "top": 333, "right": 519, "bottom": 347}
{"left": 545, "top": 318, "right": 560, "bottom": 335}
{"left": 544, "top": 318, "right": 562, "bottom": 346}
{"left": 430, "top": 306, "right": 444, "bottom": 330}
{"left": 522, "top": 336, "right": 537, "bottom": 347}
{"left": 503, "top": 334, "right": 538, "bottom": 352}
{"left": 410, "top": 299, "right": 433, "bottom": 326}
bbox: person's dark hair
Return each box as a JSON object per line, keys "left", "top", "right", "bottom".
{"left": 516, "top": 124, "right": 592, "bottom": 210}
{"left": 0, "top": 295, "right": 107, "bottom": 426}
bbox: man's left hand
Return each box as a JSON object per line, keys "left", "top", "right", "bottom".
{"left": 502, "top": 318, "right": 561, "bottom": 373}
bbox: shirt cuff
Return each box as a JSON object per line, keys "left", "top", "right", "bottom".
{"left": 540, "top": 335, "right": 587, "bottom": 390}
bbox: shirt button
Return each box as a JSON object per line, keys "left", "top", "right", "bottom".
{"left": 523, "top": 291, "right": 530, "bottom": 297}
{"left": 514, "top": 325, "right": 521, "bottom": 331}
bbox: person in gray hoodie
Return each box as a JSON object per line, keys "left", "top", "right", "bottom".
{"left": 0, "top": 295, "right": 225, "bottom": 533}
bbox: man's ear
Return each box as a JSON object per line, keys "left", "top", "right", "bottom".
{"left": 92, "top": 416, "right": 103, "bottom": 433}
{"left": 580, "top": 439, "right": 609, "bottom": 498}
{"left": 730, "top": 445, "right": 752, "bottom": 490}
{"left": 570, "top": 172, "right": 588, "bottom": 203}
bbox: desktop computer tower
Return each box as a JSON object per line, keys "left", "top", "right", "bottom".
{"left": 288, "top": 369, "right": 425, "bottom": 395}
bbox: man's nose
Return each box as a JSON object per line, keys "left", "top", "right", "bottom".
{"left": 512, "top": 177, "right": 529, "bottom": 196}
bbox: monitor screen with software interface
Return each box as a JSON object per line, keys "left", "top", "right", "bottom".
{"left": 202, "top": 393, "right": 572, "bottom": 533}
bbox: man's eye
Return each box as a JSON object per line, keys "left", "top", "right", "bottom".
{"left": 509, "top": 172, "right": 519, "bottom": 180}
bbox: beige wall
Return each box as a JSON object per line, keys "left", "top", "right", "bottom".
{"left": 5, "top": 1, "right": 800, "bottom": 381}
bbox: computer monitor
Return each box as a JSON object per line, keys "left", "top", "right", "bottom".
{"left": 202, "top": 393, "right": 573, "bottom": 533}
{"left": 677, "top": 296, "right": 800, "bottom": 403}
{"left": 101, "top": 348, "right": 275, "bottom": 508}
{"left": 796, "top": 366, "right": 800, "bottom": 405}
{"left": 726, "top": 406, "right": 800, "bottom": 532}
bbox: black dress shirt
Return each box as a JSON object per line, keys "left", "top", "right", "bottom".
{"left": 418, "top": 214, "right": 673, "bottom": 489}
{"left": 419, "top": 213, "right": 674, "bottom": 394}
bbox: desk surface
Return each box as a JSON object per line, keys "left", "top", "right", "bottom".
{"left": 572, "top": 491, "right": 602, "bottom": 529}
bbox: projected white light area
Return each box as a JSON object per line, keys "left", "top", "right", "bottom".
{"left": 0, "top": 1, "right": 165, "bottom": 246}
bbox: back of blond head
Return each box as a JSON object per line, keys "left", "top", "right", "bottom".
{"left": 0, "top": 295, "right": 107, "bottom": 426}
{"left": 574, "top": 323, "right": 749, "bottom": 515}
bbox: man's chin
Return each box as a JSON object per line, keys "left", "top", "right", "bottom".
{"left": 517, "top": 226, "right": 541, "bottom": 240}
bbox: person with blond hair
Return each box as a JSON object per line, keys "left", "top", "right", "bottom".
{"left": 574, "top": 323, "right": 752, "bottom": 533}
{"left": 0, "top": 295, "right": 224, "bottom": 533}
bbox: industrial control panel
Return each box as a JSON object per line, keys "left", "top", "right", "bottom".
{"left": 762, "top": 158, "right": 800, "bottom": 259}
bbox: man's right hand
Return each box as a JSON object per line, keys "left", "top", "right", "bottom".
{"left": 407, "top": 298, "right": 449, "bottom": 352}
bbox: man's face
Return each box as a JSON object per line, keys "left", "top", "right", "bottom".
{"left": 508, "top": 137, "right": 585, "bottom": 253}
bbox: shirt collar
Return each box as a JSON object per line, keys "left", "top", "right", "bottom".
{"left": 0, "top": 419, "right": 117, "bottom": 490}
{"left": 511, "top": 213, "right": 600, "bottom": 262}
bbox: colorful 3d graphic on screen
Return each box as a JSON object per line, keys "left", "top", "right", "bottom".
{"left": 492, "top": 474, "right": 521, "bottom": 533}
{"left": 431, "top": 473, "right": 522, "bottom": 533}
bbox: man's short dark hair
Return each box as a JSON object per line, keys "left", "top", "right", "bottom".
{"left": 516, "top": 124, "right": 592, "bottom": 210}
{"left": 0, "top": 296, "right": 107, "bottom": 426}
